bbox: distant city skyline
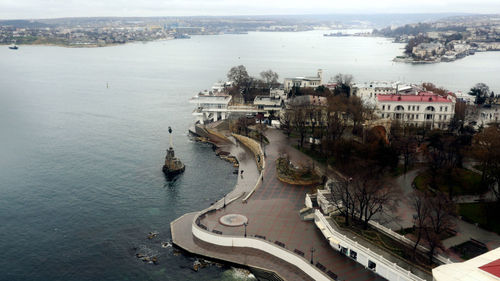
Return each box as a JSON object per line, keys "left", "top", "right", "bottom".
{"left": 1, "top": 0, "right": 500, "bottom": 20}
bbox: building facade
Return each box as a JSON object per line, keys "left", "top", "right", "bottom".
{"left": 352, "top": 82, "right": 419, "bottom": 106}
{"left": 283, "top": 69, "right": 323, "bottom": 92}
{"left": 190, "top": 92, "right": 232, "bottom": 124}
{"left": 377, "top": 92, "right": 455, "bottom": 129}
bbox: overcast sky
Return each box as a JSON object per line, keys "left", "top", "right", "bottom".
{"left": 1, "top": 0, "right": 499, "bottom": 19}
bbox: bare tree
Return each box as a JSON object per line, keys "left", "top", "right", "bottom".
{"left": 328, "top": 178, "right": 354, "bottom": 226}
{"left": 289, "top": 102, "right": 308, "bottom": 148}
{"left": 393, "top": 133, "right": 418, "bottom": 174}
{"left": 280, "top": 110, "right": 293, "bottom": 137}
{"left": 351, "top": 172, "right": 400, "bottom": 229}
{"left": 331, "top": 73, "right": 353, "bottom": 97}
{"left": 227, "top": 65, "right": 250, "bottom": 87}
{"left": 424, "top": 193, "right": 455, "bottom": 264}
{"left": 473, "top": 126, "right": 500, "bottom": 201}
{"left": 411, "top": 190, "right": 431, "bottom": 258}
{"left": 235, "top": 116, "right": 251, "bottom": 136}
{"left": 260, "top": 69, "right": 279, "bottom": 89}
{"left": 422, "top": 82, "right": 448, "bottom": 96}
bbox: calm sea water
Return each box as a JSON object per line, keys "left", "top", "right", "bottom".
{"left": 1, "top": 30, "right": 499, "bottom": 281}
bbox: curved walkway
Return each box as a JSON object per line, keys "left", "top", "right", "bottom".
{"left": 172, "top": 129, "right": 384, "bottom": 281}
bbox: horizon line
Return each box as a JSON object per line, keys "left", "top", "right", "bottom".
{"left": 1, "top": 12, "right": 497, "bottom": 21}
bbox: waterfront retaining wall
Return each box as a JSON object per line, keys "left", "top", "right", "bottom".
{"left": 232, "top": 133, "right": 264, "bottom": 171}
{"left": 192, "top": 221, "right": 330, "bottom": 281}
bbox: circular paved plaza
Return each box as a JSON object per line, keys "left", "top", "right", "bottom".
{"left": 219, "top": 214, "right": 248, "bottom": 227}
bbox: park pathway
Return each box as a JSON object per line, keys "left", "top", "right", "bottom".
{"left": 199, "top": 129, "right": 384, "bottom": 281}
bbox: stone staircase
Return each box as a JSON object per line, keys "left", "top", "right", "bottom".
{"left": 299, "top": 207, "right": 315, "bottom": 221}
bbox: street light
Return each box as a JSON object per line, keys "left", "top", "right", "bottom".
{"left": 243, "top": 222, "right": 248, "bottom": 237}
{"left": 310, "top": 246, "right": 315, "bottom": 264}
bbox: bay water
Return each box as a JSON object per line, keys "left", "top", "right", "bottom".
{"left": 1, "top": 30, "right": 499, "bottom": 281}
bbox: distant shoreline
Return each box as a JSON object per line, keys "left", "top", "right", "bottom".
{"left": 0, "top": 40, "right": 176, "bottom": 48}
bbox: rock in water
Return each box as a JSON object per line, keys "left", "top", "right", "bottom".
{"left": 163, "top": 126, "right": 185, "bottom": 178}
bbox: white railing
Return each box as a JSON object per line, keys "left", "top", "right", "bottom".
{"left": 192, "top": 219, "right": 330, "bottom": 281}
{"left": 315, "top": 210, "right": 427, "bottom": 281}
{"left": 368, "top": 221, "right": 452, "bottom": 265}
{"left": 242, "top": 172, "right": 262, "bottom": 203}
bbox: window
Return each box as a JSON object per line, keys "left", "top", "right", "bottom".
{"left": 444, "top": 115, "right": 447, "bottom": 120}
{"left": 349, "top": 250, "right": 357, "bottom": 260}
{"left": 426, "top": 114, "right": 433, "bottom": 120}
{"left": 382, "top": 105, "right": 385, "bottom": 110}
{"left": 381, "top": 113, "right": 384, "bottom": 118}
{"left": 445, "top": 106, "right": 448, "bottom": 112}
{"left": 340, "top": 247, "right": 348, "bottom": 255}
{"left": 388, "top": 105, "right": 391, "bottom": 110}
{"left": 417, "top": 106, "right": 420, "bottom": 111}
{"left": 408, "top": 105, "right": 411, "bottom": 111}
{"left": 368, "top": 260, "right": 376, "bottom": 270}
{"left": 440, "top": 106, "right": 443, "bottom": 112}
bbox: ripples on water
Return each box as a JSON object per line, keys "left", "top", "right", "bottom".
{"left": 1, "top": 30, "right": 500, "bottom": 281}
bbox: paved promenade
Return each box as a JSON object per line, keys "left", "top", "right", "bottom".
{"left": 172, "top": 129, "right": 384, "bottom": 281}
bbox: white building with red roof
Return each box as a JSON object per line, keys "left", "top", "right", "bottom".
{"left": 433, "top": 247, "right": 500, "bottom": 281}
{"left": 376, "top": 92, "right": 455, "bottom": 129}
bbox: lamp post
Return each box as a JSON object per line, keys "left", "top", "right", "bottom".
{"left": 223, "top": 193, "right": 227, "bottom": 208}
{"left": 310, "top": 246, "right": 315, "bottom": 264}
{"left": 243, "top": 222, "right": 248, "bottom": 237}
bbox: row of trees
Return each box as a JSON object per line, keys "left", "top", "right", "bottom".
{"left": 329, "top": 174, "right": 456, "bottom": 265}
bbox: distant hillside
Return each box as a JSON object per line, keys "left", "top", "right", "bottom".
{"left": 0, "top": 20, "right": 52, "bottom": 28}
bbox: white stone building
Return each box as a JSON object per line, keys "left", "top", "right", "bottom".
{"left": 283, "top": 69, "right": 323, "bottom": 92}
{"left": 190, "top": 92, "right": 232, "bottom": 124}
{"left": 377, "top": 92, "right": 455, "bottom": 129}
{"left": 454, "top": 91, "right": 476, "bottom": 105}
{"left": 478, "top": 105, "right": 500, "bottom": 126}
{"left": 352, "top": 82, "right": 419, "bottom": 106}
{"left": 253, "top": 95, "right": 284, "bottom": 118}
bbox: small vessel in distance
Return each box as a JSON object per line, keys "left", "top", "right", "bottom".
{"left": 173, "top": 33, "right": 191, "bottom": 39}
{"left": 162, "top": 126, "right": 185, "bottom": 178}
{"left": 9, "top": 45, "right": 18, "bottom": 50}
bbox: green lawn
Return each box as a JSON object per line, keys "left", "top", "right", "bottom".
{"left": 458, "top": 202, "right": 500, "bottom": 235}
{"left": 413, "top": 168, "right": 486, "bottom": 196}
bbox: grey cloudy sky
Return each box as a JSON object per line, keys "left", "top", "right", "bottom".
{"left": 1, "top": 0, "right": 499, "bottom": 19}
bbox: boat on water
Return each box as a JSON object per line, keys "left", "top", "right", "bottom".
{"left": 173, "top": 33, "right": 191, "bottom": 39}
{"left": 9, "top": 45, "right": 18, "bottom": 50}
{"left": 162, "top": 127, "right": 185, "bottom": 178}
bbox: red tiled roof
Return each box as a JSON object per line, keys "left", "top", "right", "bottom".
{"left": 377, "top": 92, "right": 452, "bottom": 103}
{"left": 479, "top": 258, "right": 500, "bottom": 278}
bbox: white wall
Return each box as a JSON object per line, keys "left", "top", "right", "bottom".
{"left": 192, "top": 221, "right": 330, "bottom": 281}
{"left": 314, "top": 210, "right": 426, "bottom": 281}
